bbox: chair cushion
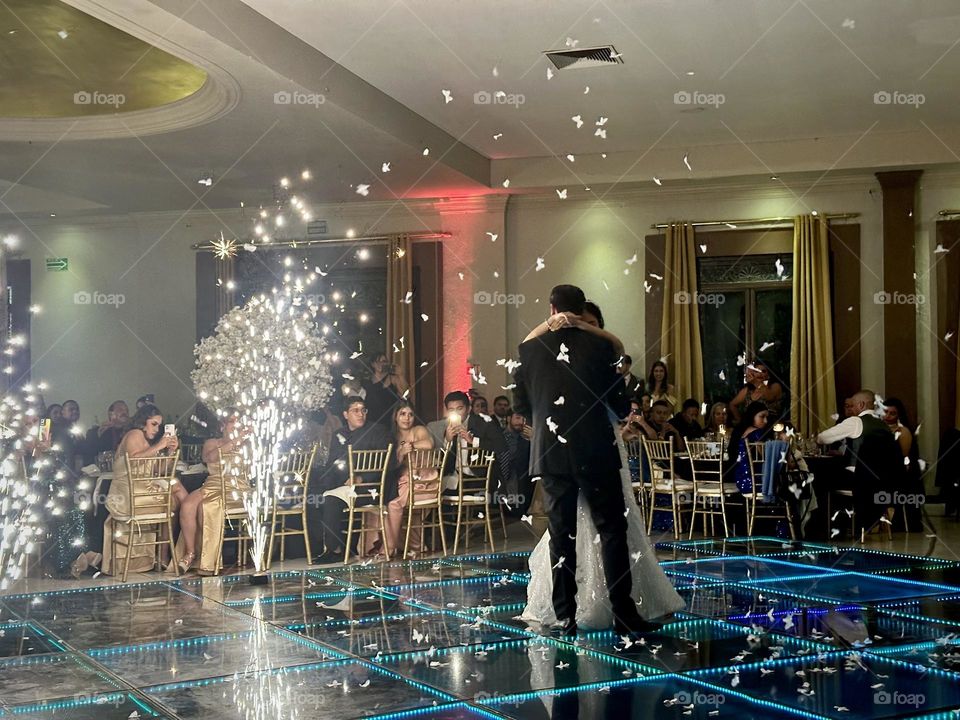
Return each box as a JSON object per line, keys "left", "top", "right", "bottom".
{"left": 653, "top": 479, "right": 694, "bottom": 492}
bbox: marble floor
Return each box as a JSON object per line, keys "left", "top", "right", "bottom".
{"left": 2, "top": 509, "right": 960, "bottom": 719}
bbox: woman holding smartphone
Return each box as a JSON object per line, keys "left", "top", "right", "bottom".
{"left": 362, "top": 352, "right": 409, "bottom": 428}
{"left": 102, "top": 404, "right": 183, "bottom": 576}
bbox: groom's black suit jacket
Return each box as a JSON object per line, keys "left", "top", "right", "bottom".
{"left": 512, "top": 328, "right": 629, "bottom": 476}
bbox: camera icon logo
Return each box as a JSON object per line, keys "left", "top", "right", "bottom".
{"left": 474, "top": 290, "right": 493, "bottom": 305}
{"left": 675, "top": 692, "right": 691, "bottom": 704}
{"left": 874, "top": 491, "right": 892, "bottom": 505}
{"left": 674, "top": 91, "right": 692, "bottom": 105}
{"left": 873, "top": 290, "right": 891, "bottom": 305}
{"left": 874, "top": 691, "right": 892, "bottom": 705}
{"left": 674, "top": 291, "right": 691, "bottom": 305}
{"left": 73, "top": 291, "right": 92, "bottom": 305}
{"left": 274, "top": 91, "right": 292, "bottom": 105}
{"left": 874, "top": 91, "right": 892, "bottom": 105}
{"left": 474, "top": 91, "right": 492, "bottom": 105}
{"left": 73, "top": 91, "right": 92, "bottom": 105}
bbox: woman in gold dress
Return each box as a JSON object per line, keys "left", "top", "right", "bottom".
{"left": 177, "top": 409, "right": 251, "bottom": 575}
{"left": 102, "top": 404, "right": 183, "bottom": 576}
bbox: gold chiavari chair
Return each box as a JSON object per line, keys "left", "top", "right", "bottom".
{"left": 442, "top": 448, "right": 497, "bottom": 553}
{"left": 344, "top": 445, "right": 394, "bottom": 564}
{"left": 625, "top": 438, "right": 648, "bottom": 518}
{"left": 744, "top": 440, "right": 795, "bottom": 539}
{"left": 112, "top": 452, "right": 181, "bottom": 583}
{"left": 642, "top": 436, "right": 693, "bottom": 540}
{"left": 266, "top": 445, "right": 318, "bottom": 568}
{"left": 402, "top": 445, "right": 450, "bottom": 559}
{"left": 685, "top": 439, "right": 742, "bottom": 539}
{"left": 216, "top": 450, "right": 254, "bottom": 575}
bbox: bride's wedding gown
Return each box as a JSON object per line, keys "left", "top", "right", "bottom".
{"left": 521, "top": 422, "right": 685, "bottom": 629}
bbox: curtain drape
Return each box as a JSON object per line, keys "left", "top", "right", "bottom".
{"left": 790, "top": 215, "right": 837, "bottom": 436}
{"left": 386, "top": 234, "right": 416, "bottom": 391}
{"left": 659, "top": 222, "right": 705, "bottom": 404}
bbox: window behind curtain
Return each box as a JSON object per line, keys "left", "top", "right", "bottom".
{"left": 698, "top": 254, "right": 793, "bottom": 405}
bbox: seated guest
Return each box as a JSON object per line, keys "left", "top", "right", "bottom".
{"left": 426, "top": 391, "right": 512, "bottom": 495}
{"left": 51, "top": 399, "right": 81, "bottom": 468}
{"left": 83, "top": 400, "right": 130, "bottom": 465}
{"left": 619, "top": 355, "right": 644, "bottom": 396}
{"left": 647, "top": 360, "right": 677, "bottom": 411}
{"left": 883, "top": 397, "right": 924, "bottom": 531}
{"left": 503, "top": 411, "right": 533, "bottom": 514}
{"left": 471, "top": 395, "right": 489, "bottom": 416}
{"left": 730, "top": 361, "right": 784, "bottom": 422}
{"left": 669, "top": 398, "right": 705, "bottom": 441}
{"left": 384, "top": 402, "right": 436, "bottom": 558}
{"left": 816, "top": 389, "right": 904, "bottom": 536}
{"left": 492, "top": 395, "right": 512, "bottom": 429}
{"left": 704, "top": 401, "right": 729, "bottom": 437}
{"left": 726, "top": 401, "right": 770, "bottom": 494}
{"left": 307, "top": 396, "right": 397, "bottom": 563}
{"left": 102, "top": 404, "right": 185, "bottom": 576}
{"left": 175, "top": 409, "right": 252, "bottom": 575}
{"left": 633, "top": 400, "right": 679, "bottom": 443}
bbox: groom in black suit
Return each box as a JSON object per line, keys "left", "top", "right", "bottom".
{"left": 513, "top": 284, "right": 654, "bottom": 637}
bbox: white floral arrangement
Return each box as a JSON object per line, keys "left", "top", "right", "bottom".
{"left": 192, "top": 292, "right": 334, "bottom": 413}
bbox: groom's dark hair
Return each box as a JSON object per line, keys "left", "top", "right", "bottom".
{"left": 549, "top": 284, "right": 586, "bottom": 314}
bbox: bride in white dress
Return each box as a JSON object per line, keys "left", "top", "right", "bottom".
{"left": 520, "top": 302, "right": 685, "bottom": 629}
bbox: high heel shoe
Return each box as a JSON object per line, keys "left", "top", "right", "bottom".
{"left": 174, "top": 551, "right": 195, "bottom": 574}
{"left": 69, "top": 553, "right": 88, "bottom": 579}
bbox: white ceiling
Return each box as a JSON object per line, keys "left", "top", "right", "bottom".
{"left": 4, "top": 0, "right": 960, "bottom": 218}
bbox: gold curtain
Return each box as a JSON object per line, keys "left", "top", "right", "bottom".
{"left": 659, "top": 222, "right": 705, "bottom": 403}
{"left": 386, "top": 234, "right": 416, "bottom": 391}
{"left": 790, "top": 215, "right": 838, "bottom": 435}
{"left": 956, "top": 302, "right": 960, "bottom": 426}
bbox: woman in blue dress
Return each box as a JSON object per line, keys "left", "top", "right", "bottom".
{"left": 726, "top": 401, "right": 770, "bottom": 493}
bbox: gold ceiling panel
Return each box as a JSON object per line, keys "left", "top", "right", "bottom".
{"left": 0, "top": 0, "right": 207, "bottom": 118}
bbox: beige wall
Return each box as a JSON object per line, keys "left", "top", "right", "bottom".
{"left": 8, "top": 168, "right": 954, "bottom": 463}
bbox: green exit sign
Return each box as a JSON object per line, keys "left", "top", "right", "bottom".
{"left": 45, "top": 257, "right": 68, "bottom": 272}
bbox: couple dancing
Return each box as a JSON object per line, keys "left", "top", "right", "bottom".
{"left": 514, "top": 284, "right": 684, "bottom": 636}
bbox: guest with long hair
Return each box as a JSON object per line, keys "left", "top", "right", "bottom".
{"left": 647, "top": 360, "right": 677, "bottom": 411}
{"left": 726, "top": 401, "right": 770, "bottom": 494}
{"left": 705, "top": 402, "right": 729, "bottom": 436}
{"left": 384, "top": 402, "right": 435, "bottom": 558}
{"left": 102, "top": 404, "right": 183, "bottom": 576}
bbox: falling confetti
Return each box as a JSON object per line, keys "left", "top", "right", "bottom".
{"left": 486, "top": 232, "right": 499, "bottom": 242}
{"left": 381, "top": 162, "right": 391, "bottom": 172}
{"left": 535, "top": 257, "right": 546, "bottom": 272}
{"left": 442, "top": 89, "right": 453, "bottom": 103}
{"left": 934, "top": 244, "right": 949, "bottom": 253}
{"left": 355, "top": 184, "right": 370, "bottom": 197}
{"left": 683, "top": 154, "right": 692, "bottom": 171}
{"left": 556, "top": 188, "right": 568, "bottom": 199}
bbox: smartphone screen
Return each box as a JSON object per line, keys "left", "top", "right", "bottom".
{"left": 38, "top": 419, "right": 51, "bottom": 443}
{"left": 164, "top": 424, "right": 176, "bottom": 437}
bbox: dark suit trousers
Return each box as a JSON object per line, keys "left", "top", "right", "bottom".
{"left": 541, "top": 471, "right": 636, "bottom": 625}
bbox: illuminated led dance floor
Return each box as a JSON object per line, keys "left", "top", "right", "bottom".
{"left": 2, "top": 538, "right": 960, "bottom": 719}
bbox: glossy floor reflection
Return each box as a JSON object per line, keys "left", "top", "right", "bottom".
{"left": 0, "top": 538, "right": 959, "bottom": 718}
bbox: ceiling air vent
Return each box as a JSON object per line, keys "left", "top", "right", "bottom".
{"left": 544, "top": 45, "right": 622, "bottom": 70}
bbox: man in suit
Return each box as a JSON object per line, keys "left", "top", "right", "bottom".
{"left": 513, "top": 284, "right": 655, "bottom": 637}
{"left": 306, "top": 396, "right": 396, "bottom": 563}
{"left": 427, "top": 390, "right": 512, "bottom": 498}
{"left": 618, "top": 355, "right": 644, "bottom": 397}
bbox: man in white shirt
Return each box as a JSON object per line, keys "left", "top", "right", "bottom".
{"left": 816, "top": 389, "right": 903, "bottom": 538}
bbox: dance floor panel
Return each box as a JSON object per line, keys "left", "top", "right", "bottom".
{"left": 0, "top": 539, "right": 958, "bottom": 718}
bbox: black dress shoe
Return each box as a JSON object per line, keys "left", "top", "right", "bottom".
{"left": 614, "top": 614, "right": 662, "bottom": 637}
{"left": 312, "top": 550, "right": 345, "bottom": 565}
{"left": 550, "top": 618, "right": 578, "bottom": 638}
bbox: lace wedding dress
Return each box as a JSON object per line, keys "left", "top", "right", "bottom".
{"left": 521, "top": 422, "right": 685, "bottom": 629}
